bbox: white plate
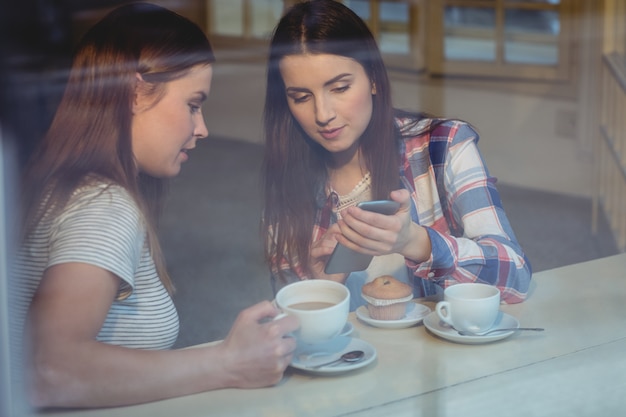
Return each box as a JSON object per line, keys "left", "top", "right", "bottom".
{"left": 423, "top": 311, "right": 520, "bottom": 344}
{"left": 290, "top": 336, "right": 377, "bottom": 375}
{"left": 356, "top": 302, "right": 432, "bottom": 329}
{"left": 339, "top": 322, "right": 354, "bottom": 337}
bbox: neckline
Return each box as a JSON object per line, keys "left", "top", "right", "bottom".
{"left": 331, "top": 172, "right": 372, "bottom": 217}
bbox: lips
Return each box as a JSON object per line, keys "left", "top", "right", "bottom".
{"left": 319, "top": 126, "right": 344, "bottom": 140}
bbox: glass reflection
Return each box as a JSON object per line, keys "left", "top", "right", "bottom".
{"left": 444, "top": 6, "right": 496, "bottom": 61}
{"left": 343, "top": 0, "right": 410, "bottom": 56}
{"left": 379, "top": 1, "right": 410, "bottom": 55}
{"left": 504, "top": 8, "right": 560, "bottom": 65}
{"left": 251, "top": 0, "right": 284, "bottom": 39}
{"left": 344, "top": 0, "right": 370, "bottom": 20}
{"left": 213, "top": 0, "right": 243, "bottom": 36}
{"left": 505, "top": 0, "right": 560, "bottom": 3}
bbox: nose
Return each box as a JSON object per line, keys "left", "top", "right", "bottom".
{"left": 315, "top": 94, "right": 336, "bottom": 126}
{"left": 195, "top": 113, "right": 209, "bottom": 139}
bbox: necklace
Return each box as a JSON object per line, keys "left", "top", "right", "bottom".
{"left": 332, "top": 172, "right": 372, "bottom": 219}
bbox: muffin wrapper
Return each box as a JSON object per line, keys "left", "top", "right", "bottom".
{"left": 361, "top": 293, "right": 413, "bottom": 306}
{"left": 367, "top": 303, "right": 406, "bottom": 320}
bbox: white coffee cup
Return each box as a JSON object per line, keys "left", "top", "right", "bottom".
{"left": 275, "top": 280, "right": 350, "bottom": 344}
{"left": 435, "top": 283, "right": 501, "bottom": 333}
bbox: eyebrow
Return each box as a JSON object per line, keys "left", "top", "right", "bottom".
{"left": 285, "top": 73, "right": 353, "bottom": 93}
{"left": 193, "top": 91, "right": 208, "bottom": 101}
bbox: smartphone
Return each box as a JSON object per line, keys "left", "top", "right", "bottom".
{"left": 355, "top": 200, "right": 401, "bottom": 215}
{"left": 324, "top": 200, "right": 400, "bottom": 274}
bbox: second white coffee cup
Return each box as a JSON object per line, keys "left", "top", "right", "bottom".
{"left": 435, "top": 283, "right": 501, "bottom": 333}
{"left": 275, "top": 280, "right": 350, "bottom": 344}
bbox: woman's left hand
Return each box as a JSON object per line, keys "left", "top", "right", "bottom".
{"left": 309, "top": 222, "right": 350, "bottom": 283}
{"left": 337, "top": 189, "right": 431, "bottom": 262}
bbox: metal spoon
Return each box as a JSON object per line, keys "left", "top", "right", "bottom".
{"left": 458, "top": 327, "right": 545, "bottom": 336}
{"left": 309, "top": 350, "right": 365, "bottom": 369}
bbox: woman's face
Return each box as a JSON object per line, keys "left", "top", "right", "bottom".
{"left": 279, "top": 53, "right": 375, "bottom": 160}
{"left": 132, "top": 64, "right": 212, "bottom": 178}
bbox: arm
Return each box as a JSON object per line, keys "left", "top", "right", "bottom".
{"left": 26, "top": 262, "right": 298, "bottom": 408}
{"left": 408, "top": 124, "right": 532, "bottom": 302}
{"left": 335, "top": 122, "right": 531, "bottom": 302}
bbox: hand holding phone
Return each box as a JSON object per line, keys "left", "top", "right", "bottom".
{"left": 323, "top": 200, "right": 401, "bottom": 274}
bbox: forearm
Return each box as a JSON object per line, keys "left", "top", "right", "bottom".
{"left": 29, "top": 340, "right": 234, "bottom": 408}
{"left": 409, "top": 228, "right": 532, "bottom": 303}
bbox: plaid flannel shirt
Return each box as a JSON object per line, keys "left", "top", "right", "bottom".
{"left": 270, "top": 117, "right": 532, "bottom": 303}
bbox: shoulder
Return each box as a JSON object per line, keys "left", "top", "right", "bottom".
{"left": 56, "top": 179, "right": 144, "bottom": 239}
{"left": 396, "top": 116, "right": 479, "bottom": 149}
{"left": 72, "top": 178, "right": 133, "bottom": 202}
{"left": 394, "top": 115, "right": 433, "bottom": 137}
{"left": 396, "top": 116, "right": 480, "bottom": 166}
{"left": 68, "top": 179, "right": 141, "bottom": 219}
{"left": 52, "top": 179, "right": 145, "bottom": 267}
{"left": 430, "top": 120, "right": 479, "bottom": 146}
{"left": 395, "top": 115, "right": 476, "bottom": 139}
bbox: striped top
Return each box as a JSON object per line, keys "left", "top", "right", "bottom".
{"left": 12, "top": 181, "right": 179, "bottom": 357}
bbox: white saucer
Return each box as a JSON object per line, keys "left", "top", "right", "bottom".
{"left": 356, "top": 301, "right": 431, "bottom": 329}
{"left": 423, "top": 311, "right": 520, "bottom": 344}
{"left": 290, "top": 336, "right": 377, "bottom": 375}
{"left": 339, "top": 322, "right": 354, "bottom": 337}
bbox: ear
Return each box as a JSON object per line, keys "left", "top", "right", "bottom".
{"left": 132, "top": 73, "right": 145, "bottom": 114}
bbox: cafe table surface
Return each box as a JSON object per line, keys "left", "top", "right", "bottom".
{"left": 37, "top": 253, "right": 626, "bottom": 417}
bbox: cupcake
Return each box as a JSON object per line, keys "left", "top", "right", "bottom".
{"left": 361, "top": 275, "right": 413, "bottom": 320}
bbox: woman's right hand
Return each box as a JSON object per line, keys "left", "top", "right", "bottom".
{"left": 308, "top": 223, "right": 349, "bottom": 283}
{"left": 217, "top": 301, "right": 299, "bottom": 388}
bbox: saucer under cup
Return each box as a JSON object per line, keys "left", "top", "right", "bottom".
{"left": 291, "top": 336, "right": 377, "bottom": 374}
{"left": 275, "top": 280, "right": 350, "bottom": 344}
{"left": 436, "top": 283, "right": 500, "bottom": 333}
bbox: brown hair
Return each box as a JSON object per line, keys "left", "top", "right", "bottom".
{"left": 21, "top": 3, "right": 215, "bottom": 293}
{"left": 262, "top": 0, "right": 399, "bottom": 283}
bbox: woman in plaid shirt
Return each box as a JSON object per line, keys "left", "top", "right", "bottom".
{"left": 262, "top": 0, "right": 531, "bottom": 308}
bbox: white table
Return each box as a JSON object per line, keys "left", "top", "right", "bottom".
{"left": 36, "top": 253, "right": 626, "bottom": 417}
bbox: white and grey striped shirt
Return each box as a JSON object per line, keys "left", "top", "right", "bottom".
{"left": 12, "top": 181, "right": 179, "bottom": 358}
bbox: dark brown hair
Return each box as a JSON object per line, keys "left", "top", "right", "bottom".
{"left": 21, "top": 2, "right": 215, "bottom": 293}
{"left": 262, "top": 0, "right": 400, "bottom": 283}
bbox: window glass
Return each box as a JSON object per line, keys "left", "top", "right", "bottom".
{"left": 504, "top": 8, "right": 560, "bottom": 65}
{"left": 343, "top": 0, "right": 370, "bottom": 20}
{"left": 379, "top": 1, "right": 410, "bottom": 55}
{"left": 444, "top": 6, "right": 496, "bottom": 61}
{"left": 212, "top": 0, "right": 243, "bottom": 36}
{"left": 505, "top": 0, "right": 560, "bottom": 3}
{"left": 251, "top": 0, "right": 283, "bottom": 39}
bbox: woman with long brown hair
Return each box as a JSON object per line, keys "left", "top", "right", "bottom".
{"left": 262, "top": 0, "right": 531, "bottom": 309}
{"left": 14, "top": 3, "right": 297, "bottom": 409}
